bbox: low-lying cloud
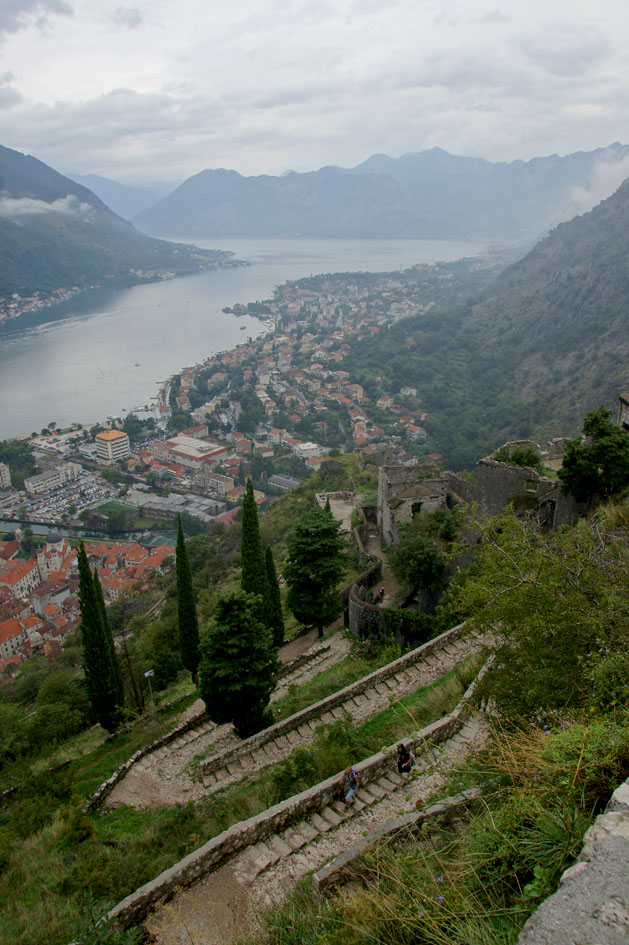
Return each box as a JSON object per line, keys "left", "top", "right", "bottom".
{"left": 570, "top": 151, "right": 629, "bottom": 215}
{"left": 0, "top": 193, "right": 95, "bottom": 222}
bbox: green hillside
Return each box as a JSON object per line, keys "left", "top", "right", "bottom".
{"left": 0, "top": 144, "right": 234, "bottom": 304}
{"left": 345, "top": 180, "right": 629, "bottom": 468}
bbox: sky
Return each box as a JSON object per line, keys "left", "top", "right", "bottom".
{"left": 1, "top": 0, "right": 629, "bottom": 185}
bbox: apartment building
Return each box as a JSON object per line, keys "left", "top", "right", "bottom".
{"left": 95, "top": 430, "right": 131, "bottom": 464}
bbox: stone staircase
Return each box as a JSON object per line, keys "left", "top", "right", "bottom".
{"left": 233, "top": 715, "right": 484, "bottom": 889}
{"left": 143, "top": 713, "right": 488, "bottom": 944}
{"left": 198, "top": 625, "right": 485, "bottom": 794}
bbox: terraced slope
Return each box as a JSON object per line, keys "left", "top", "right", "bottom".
{"left": 146, "top": 714, "right": 488, "bottom": 944}
{"left": 106, "top": 633, "right": 352, "bottom": 809}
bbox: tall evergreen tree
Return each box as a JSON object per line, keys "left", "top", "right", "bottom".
{"left": 199, "top": 590, "right": 278, "bottom": 738}
{"left": 76, "top": 541, "right": 123, "bottom": 732}
{"left": 176, "top": 515, "right": 201, "bottom": 685}
{"left": 285, "top": 505, "right": 346, "bottom": 637}
{"left": 265, "top": 545, "right": 285, "bottom": 649}
{"left": 92, "top": 568, "right": 124, "bottom": 710}
{"left": 240, "top": 478, "right": 268, "bottom": 599}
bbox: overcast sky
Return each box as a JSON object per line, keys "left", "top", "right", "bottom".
{"left": 1, "top": 0, "right": 629, "bottom": 184}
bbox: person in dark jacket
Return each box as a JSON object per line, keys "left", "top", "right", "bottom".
{"left": 397, "top": 743, "right": 416, "bottom": 777}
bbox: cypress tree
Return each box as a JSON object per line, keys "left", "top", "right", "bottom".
{"left": 76, "top": 541, "right": 123, "bottom": 732}
{"left": 240, "top": 478, "right": 269, "bottom": 604}
{"left": 92, "top": 567, "right": 124, "bottom": 711}
{"left": 176, "top": 515, "right": 201, "bottom": 684}
{"left": 265, "top": 545, "right": 284, "bottom": 649}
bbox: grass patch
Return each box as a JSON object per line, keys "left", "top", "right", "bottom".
{"left": 272, "top": 639, "right": 402, "bottom": 721}
{"left": 0, "top": 654, "right": 481, "bottom": 945}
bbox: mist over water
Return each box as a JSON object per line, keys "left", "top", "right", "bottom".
{"left": 0, "top": 237, "right": 485, "bottom": 439}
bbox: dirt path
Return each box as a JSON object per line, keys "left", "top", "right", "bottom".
{"left": 146, "top": 715, "right": 489, "bottom": 945}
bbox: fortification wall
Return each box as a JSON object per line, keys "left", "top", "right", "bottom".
{"left": 518, "top": 777, "right": 629, "bottom": 945}
{"left": 348, "top": 582, "right": 432, "bottom": 646}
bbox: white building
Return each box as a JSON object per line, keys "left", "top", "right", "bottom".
{"left": 95, "top": 430, "right": 131, "bottom": 463}
{"left": 293, "top": 441, "right": 328, "bottom": 460}
{"left": 0, "top": 462, "right": 10, "bottom": 488}
{"left": 24, "top": 462, "right": 81, "bottom": 495}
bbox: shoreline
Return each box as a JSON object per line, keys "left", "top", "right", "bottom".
{"left": 0, "top": 252, "right": 247, "bottom": 327}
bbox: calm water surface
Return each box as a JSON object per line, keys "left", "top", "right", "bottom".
{"left": 0, "top": 237, "right": 485, "bottom": 438}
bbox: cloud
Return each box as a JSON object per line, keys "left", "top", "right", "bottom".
{"left": 0, "top": 71, "right": 22, "bottom": 108}
{"left": 0, "top": 0, "right": 72, "bottom": 37}
{"left": 110, "top": 6, "right": 143, "bottom": 30}
{"left": 474, "top": 10, "right": 510, "bottom": 24}
{"left": 569, "top": 151, "right": 629, "bottom": 214}
{"left": 0, "top": 194, "right": 95, "bottom": 222}
{"left": 517, "top": 33, "right": 611, "bottom": 78}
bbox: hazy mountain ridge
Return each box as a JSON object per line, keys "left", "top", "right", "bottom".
{"left": 470, "top": 179, "right": 629, "bottom": 428}
{"left": 66, "top": 173, "right": 178, "bottom": 221}
{"left": 0, "top": 145, "right": 232, "bottom": 304}
{"left": 134, "top": 143, "right": 629, "bottom": 241}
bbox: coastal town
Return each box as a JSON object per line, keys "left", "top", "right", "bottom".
{"left": 0, "top": 255, "right": 496, "bottom": 675}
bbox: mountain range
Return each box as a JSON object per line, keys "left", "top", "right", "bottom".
{"left": 133, "top": 143, "right": 629, "bottom": 242}
{"left": 0, "top": 145, "right": 233, "bottom": 307}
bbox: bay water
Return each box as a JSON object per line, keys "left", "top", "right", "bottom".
{"left": 0, "top": 237, "right": 485, "bottom": 439}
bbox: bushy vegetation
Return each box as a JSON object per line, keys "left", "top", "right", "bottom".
{"left": 238, "top": 493, "right": 629, "bottom": 945}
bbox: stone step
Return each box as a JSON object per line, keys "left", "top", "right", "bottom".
{"left": 331, "top": 800, "right": 348, "bottom": 817}
{"left": 361, "top": 782, "right": 386, "bottom": 801}
{"left": 281, "top": 827, "right": 309, "bottom": 851}
{"left": 309, "top": 812, "right": 333, "bottom": 833}
{"left": 239, "top": 848, "right": 274, "bottom": 886}
{"left": 294, "top": 820, "right": 318, "bottom": 843}
{"left": 320, "top": 806, "right": 343, "bottom": 827}
{"left": 266, "top": 834, "right": 293, "bottom": 858}
{"left": 253, "top": 840, "right": 281, "bottom": 867}
{"left": 378, "top": 775, "right": 400, "bottom": 792}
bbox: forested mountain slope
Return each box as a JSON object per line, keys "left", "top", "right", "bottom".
{"left": 345, "top": 181, "right": 629, "bottom": 468}
{"left": 0, "top": 144, "right": 230, "bottom": 303}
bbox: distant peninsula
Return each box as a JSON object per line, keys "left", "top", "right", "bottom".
{"left": 0, "top": 143, "right": 245, "bottom": 324}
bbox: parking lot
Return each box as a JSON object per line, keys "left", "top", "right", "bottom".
{"left": 3, "top": 469, "right": 117, "bottom": 524}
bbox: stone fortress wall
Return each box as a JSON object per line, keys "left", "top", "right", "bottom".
{"left": 377, "top": 437, "right": 582, "bottom": 546}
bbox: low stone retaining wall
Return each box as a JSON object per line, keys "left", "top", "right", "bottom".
{"left": 200, "top": 621, "right": 472, "bottom": 778}
{"left": 276, "top": 643, "right": 331, "bottom": 680}
{"left": 109, "top": 669, "right": 484, "bottom": 929}
{"left": 84, "top": 709, "right": 208, "bottom": 813}
{"left": 312, "top": 786, "right": 483, "bottom": 900}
